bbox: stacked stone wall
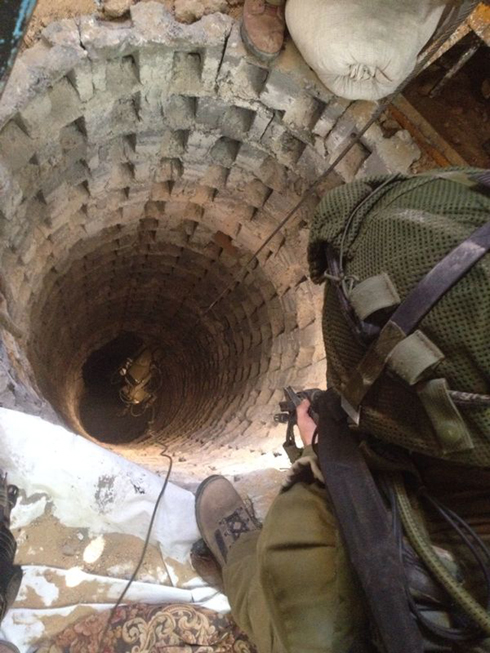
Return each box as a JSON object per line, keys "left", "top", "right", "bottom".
{"left": 0, "top": 4, "right": 421, "bottom": 476}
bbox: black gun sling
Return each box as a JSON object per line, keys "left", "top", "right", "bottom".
{"left": 316, "top": 389, "right": 424, "bottom": 653}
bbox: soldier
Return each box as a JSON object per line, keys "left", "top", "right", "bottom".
{"left": 193, "top": 168, "right": 490, "bottom": 652}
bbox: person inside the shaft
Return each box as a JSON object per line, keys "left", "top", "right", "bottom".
{"left": 192, "top": 168, "right": 490, "bottom": 653}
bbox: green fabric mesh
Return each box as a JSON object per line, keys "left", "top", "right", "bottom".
{"left": 308, "top": 169, "right": 490, "bottom": 467}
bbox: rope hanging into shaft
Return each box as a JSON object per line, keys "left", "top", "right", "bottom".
{"left": 182, "top": 1, "right": 479, "bottom": 338}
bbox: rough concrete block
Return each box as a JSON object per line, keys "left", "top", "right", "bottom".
{"left": 248, "top": 106, "right": 274, "bottom": 141}
{"left": 259, "top": 68, "right": 299, "bottom": 112}
{"left": 132, "top": 131, "right": 163, "bottom": 157}
{"left": 171, "top": 52, "right": 202, "bottom": 95}
{"left": 358, "top": 131, "right": 421, "bottom": 176}
{"left": 195, "top": 96, "right": 226, "bottom": 129}
{"left": 257, "top": 157, "right": 288, "bottom": 193}
{"left": 225, "top": 166, "right": 255, "bottom": 191}
{"left": 160, "top": 130, "right": 187, "bottom": 158}
{"left": 295, "top": 145, "right": 330, "bottom": 181}
{"left": 261, "top": 118, "right": 305, "bottom": 167}
{"left": 200, "top": 165, "right": 228, "bottom": 189}
{"left": 154, "top": 158, "right": 183, "bottom": 183}
{"left": 234, "top": 143, "right": 268, "bottom": 173}
{"left": 210, "top": 138, "right": 240, "bottom": 168}
{"left": 0, "top": 122, "right": 35, "bottom": 173}
{"left": 132, "top": 161, "right": 155, "bottom": 182}
{"left": 17, "top": 93, "right": 53, "bottom": 136}
{"left": 221, "top": 106, "right": 255, "bottom": 141}
{"left": 47, "top": 77, "right": 83, "bottom": 129}
{"left": 135, "top": 48, "right": 173, "bottom": 89}
{"left": 185, "top": 130, "right": 220, "bottom": 162}
{"left": 0, "top": 163, "right": 23, "bottom": 221}
{"left": 283, "top": 94, "right": 325, "bottom": 137}
{"left": 218, "top": 25, "right": 268, "bottom": 105}
{"left": 328, "top": 141, "right": 370, "bottom": 183}
{"left": 135, "top": 89, "right": 163, "bottom": 127}
{"left": 163, "top": 95, "right": 196, "bottom": 130}
{"left": 67, "top": 63, "right": 94, "bottom": 102}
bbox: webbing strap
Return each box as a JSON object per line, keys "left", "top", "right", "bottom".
{"left": 342, "top": 220, "right": 490, "bottom": 411}
{"left": 316, "top": 389, "right": 424, "bottom": 653}
{"left": 417, "top": 378, "right": 473, "bottom": 453}
{"left": 391, "top": 220, "right": 490, "bottom": 335}
{"left": 349, "top": 272, "right": 400, "bottom": 321}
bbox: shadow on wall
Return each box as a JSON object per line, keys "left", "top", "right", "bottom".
{"left": 79, "top": 331, "right": 156, "bottom": 443}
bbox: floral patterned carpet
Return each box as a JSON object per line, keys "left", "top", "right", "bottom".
{"left": 34, "top": 603, "right": 257, "bottom": 653}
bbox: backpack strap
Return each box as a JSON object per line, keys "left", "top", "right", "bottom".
{"left": 341, "top": 218, "right": 490, "bottom": 423}
{"left": 316, "top": 389, "right": 424, "bottom": 653}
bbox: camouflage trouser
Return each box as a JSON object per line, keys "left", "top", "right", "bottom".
{"left": 222, "top": 481, "right": 366, "bottom": 653}
{"left": 222, "top": 478, "right": 490, "bottom": 653}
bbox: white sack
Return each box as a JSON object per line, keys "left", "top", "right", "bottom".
{"left": 285, "top": 0, "right": 446, "bottom": 100}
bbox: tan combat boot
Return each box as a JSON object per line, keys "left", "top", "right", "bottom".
{"left": 241, "top": 0, "right": 286, "bottom": 63}
{"left": 194, "top": 475, "right": 261, "bottom": 569}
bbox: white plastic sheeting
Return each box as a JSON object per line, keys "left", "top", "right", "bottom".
{"left": 285, "top": 0, "right": 446, "bottom": 100}
{"left": 0, "top": 408, "right": 229, "bottom": 651}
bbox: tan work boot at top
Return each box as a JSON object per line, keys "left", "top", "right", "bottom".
{"left": 194, "top": 475, "right": 261, "bottom": 569}
{"left": 241, "top": 0, "right": 286, "bottom": 63}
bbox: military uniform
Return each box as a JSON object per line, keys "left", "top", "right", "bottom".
{"left": 196, "top": 168, "right": 490, "bottom": 653}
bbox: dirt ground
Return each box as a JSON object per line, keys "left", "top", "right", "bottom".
{"left": 11, "top": 500, "right": 198, "bottom": 613}
{"left": 405, "top": 38, "right": 490, "bottom": 168}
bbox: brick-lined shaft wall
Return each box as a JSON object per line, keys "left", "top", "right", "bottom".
{"left": 0, "top": 4, "right": 420, "bottom": 477}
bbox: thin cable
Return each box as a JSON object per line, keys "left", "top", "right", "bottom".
{"left": 96, "top": 454, "right": 173, "bottom": 653}
{"left": 181, "top": 8, "right": 474, "bottom": 338}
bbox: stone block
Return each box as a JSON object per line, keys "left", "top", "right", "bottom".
{"left": 221, "top": 106, "right": 255, "bottom": 141}
{"left": 47, "top": 77, "right": 83, "bottom": 129}
{"left": 225, "top": 166, "right": 254, "bottom": 191}
{"left": 360, "top": 130, "right": 421, "bottom": 175}
{"left": 257, "top": 157, "right": 288, "bottom": 193}
{"left": 260, "top": 68, "right": 299, "bottom": 112}
{"left": 185, "top": 130, "right": 220, "bottom": 162}
{"left": 238, "top": 179, "right": 271, "bottom": 209}
{"left": 67, "top": 63, "right": 94, "bottom": 102}
{"left": 283, "top": 94, "right": 325, "bottom": 140}
{"left": 329, "top": 141, "right": 370, "bottom": 183}
{"left": 163, "top": 95, "right": 196, "bottom": 130}
{"left": 218, "top": 25, "right": 268, "bottom": 105}
{"left": 0, "top": 122, "right": 35, "bottom": 173}
{"left": 234, "top": 144, "right": 268, "bottom": 174}
{"left": 17, "top": 92, "right": 53, "bottom": 136}
{"left": 154, "top": 158, "right": 183, "bottom": 182}
{"left": 195, "top": 96, "right": 226, "bottom": 129}
{"left": 262, "top": 189, "right": 297, "bottom": 221}
{"left": 295, "top": 145, "right": 330, "bottom": 181}
{"left": 132, "top": 131, "right": 163, "bottom": 157}
{"left": 210, "top": 138, "right": 240, "bottom": 168}
{"left": 261, "top": 118, "right": 305, "bottom": 167}
{"left": 0, "top": 163, "right": 23, "bottom": 221}
{"left": 135, "top": 88, "right": 163, "bottom": 127}
{"left": 160, "top": 130, "right": 187, "bottom": 157}
{"left": 248, "top": 106, "right": 274, "bottom": 141}
{"left": 170, "top": 51, "right": 202, "bottom": 95}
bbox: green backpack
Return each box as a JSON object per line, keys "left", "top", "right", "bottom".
{"left": 308, "top": 168, "right": 490, "bottom": 468}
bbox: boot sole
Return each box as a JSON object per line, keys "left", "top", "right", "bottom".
{"left": 240, "top": 20, "right": 282, "bottom": 64}
{"left": 194, "top": 474, "right": 228, "bottom": 566}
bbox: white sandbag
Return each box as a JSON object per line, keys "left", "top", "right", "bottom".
{"left": 285, "top": 0, "right": 447, "bottom": 100}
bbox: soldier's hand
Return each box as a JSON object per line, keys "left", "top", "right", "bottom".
{"left": 297, "top": 399, "right": 317, "bottom": 447}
